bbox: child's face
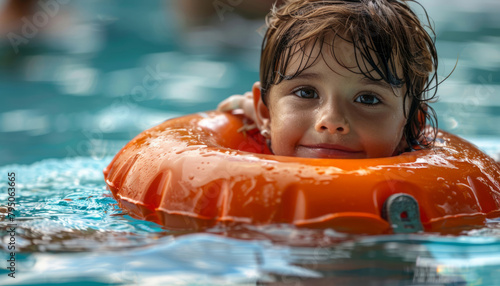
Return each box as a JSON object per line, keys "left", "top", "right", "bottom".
{"left": 255, "top": 39, "right": 409, "bottom": 159}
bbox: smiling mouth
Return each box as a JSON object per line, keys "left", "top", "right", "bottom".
{"left": 297, "top": 144, "right": 364, "bottom": 159}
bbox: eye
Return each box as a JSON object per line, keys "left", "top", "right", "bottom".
{"left": 355, "top": 94, "right": 381, "bottom": 105}
{"left": 293, "top": 87, "right": 318, "bottom": 99}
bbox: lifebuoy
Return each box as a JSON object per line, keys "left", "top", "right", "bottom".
{"left": 103, "top": 111, "right": 500, "bottom": 234}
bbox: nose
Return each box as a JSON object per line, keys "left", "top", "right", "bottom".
{"left": 314, "top": 104, "right": 350, "bottom": 134}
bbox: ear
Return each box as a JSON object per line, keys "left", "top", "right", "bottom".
{"left": 252, "top": 81, "right": 271, "bottom": 133}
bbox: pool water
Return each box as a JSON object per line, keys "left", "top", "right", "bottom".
{"left": 1, "top": 0, "right": 500, "bottom": 285}
{"left": 2, "top": 156, "right": 500, "bottom": 285}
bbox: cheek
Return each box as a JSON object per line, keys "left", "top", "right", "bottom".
{"left": 359, "top": 113, "right": 407, "bottom": 156}
{"left": 268, "top": 106, "right": 308, "bottom": 156}
{"left": 269, "top": 101, "right": 306, "bottom": 133}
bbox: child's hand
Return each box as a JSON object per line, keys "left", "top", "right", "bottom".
{"left": 217, "top": 92, "right": 258, "bottom": 133}
{"left": 217, "top": 92, "right": 257, "bottom": 121}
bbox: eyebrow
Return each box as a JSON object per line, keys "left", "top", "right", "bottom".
{"left": 283, "top": 72, "right": 321, "bottom": 81}
{"left": 359, "top": 77, "right": 393, "bottom": 90}
{"left": 284, "top": 72, "right": 396, "bottom": 90}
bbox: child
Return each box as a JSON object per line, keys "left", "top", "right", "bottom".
{"left": 217, "top": 0, "right": 439, "bottom": 159}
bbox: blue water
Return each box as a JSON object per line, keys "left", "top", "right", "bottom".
{"left": 1, "top": 0, "right": 500, "bottom": 285}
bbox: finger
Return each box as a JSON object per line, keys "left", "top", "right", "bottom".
{"left": 244, "top": 91, "right": 253, "bottom": 98}
{"left": 216, "top": 99, "right": 231, "bottom": 111}
{"left": 217, "top": 95, "right": 242, "bottom": 112}
{"left": 240, "top": 96, "right": 257, "bottom": 122}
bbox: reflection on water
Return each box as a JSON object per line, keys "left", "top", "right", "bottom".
{"left": 0, "top": 0, "right": 499, "bottom": 285}
{"left": 1, "top": 157, "right": 500, "bottom": 285}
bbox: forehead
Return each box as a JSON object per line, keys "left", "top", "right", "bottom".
{"left": 283, "top": 33, "right": 404, "bottom": 87}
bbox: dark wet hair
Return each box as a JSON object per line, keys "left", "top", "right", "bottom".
{"left": 259, "top": 0, "right": 439, "bottom": 149}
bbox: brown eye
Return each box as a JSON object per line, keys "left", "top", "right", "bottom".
{"left": 355, "top": 94, "right": 381, "bottom": 105}
{"left": 294, "top": 88, "right": 318, "bottom": 99}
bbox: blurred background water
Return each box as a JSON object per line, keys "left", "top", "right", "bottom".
{"left": 1, "top": 0, "right": 500, "bottom": 285}
{"left": 0, "top": 0, "right": 499, "bottom": 166}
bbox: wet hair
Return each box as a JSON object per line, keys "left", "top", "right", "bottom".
{"left": 259, "top": 0, "right": 439, "bottom": 149}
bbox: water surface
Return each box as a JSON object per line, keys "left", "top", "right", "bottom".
{"left": 1, "top": 0, "right": 500, "bottom": 285}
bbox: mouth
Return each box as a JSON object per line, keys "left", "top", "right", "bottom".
{"left": 297, "top": 144, "right": 365, "bottom": 159}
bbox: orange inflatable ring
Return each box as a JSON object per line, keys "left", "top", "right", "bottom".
{"left": 103, "top": 111, "right": 500, "bottom": 234}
